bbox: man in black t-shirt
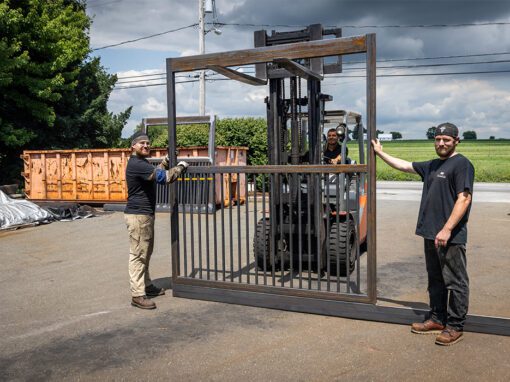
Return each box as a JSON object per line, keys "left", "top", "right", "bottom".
{"left": 124, "top": 131, "right": 189, "bottom": 310}
{"left": 372, "top": 122, "right": 474, "bottom": 346}
{"left": 323, "top": 128, "right": 349, "bottom": 164}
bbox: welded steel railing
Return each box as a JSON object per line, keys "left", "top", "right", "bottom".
{"left": 173, "top": 164, "right": 374, "bottom": 303}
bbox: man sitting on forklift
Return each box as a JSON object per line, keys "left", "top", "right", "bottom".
{"left": 323, "top": 127, "right": 350, "bottom": 164}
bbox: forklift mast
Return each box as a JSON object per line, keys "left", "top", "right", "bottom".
{"left": 255, "top": 24, "right": 342, "bottom": 167}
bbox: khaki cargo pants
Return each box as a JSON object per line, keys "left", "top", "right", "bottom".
{"left": 124, "top": 214, "right": 155, "bottom": 297}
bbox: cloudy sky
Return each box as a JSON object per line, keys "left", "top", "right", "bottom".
{"left": 86, "top": 0, "right": 510, "bottom": 139}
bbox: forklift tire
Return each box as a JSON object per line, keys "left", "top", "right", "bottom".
{"left": 253, "top": 218, "right": 282, "bottom": 271}
{"left": 328, "top": 219, "right": 356, "bottom": 276}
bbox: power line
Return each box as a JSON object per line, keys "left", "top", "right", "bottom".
{"left": 113, "top": 69, "right": 510, "bottom": 90}
{"left": 116, "top": 74, "right": 197, "bottom": 84}
{"left": 92, "top": 23, "right": 198, "bottom": 51}
{"left": 91, "top": 20, "right": 510, "bottom": 52}
{"left": 343, "top": 59, "right": 510, "bottom": 71}
{"left": 347, "top": 51, "right": 510, "bottom": 65}
{"left": 114, "top": 51, "right": 510, "bottom": 81}
{"left": 215, "top": 21, "right": 510, "bottom": 29}
{"left": 115, "top": 57, "right": 510, "bottom": 83}
{"left": 114, "top": 78, "right": 230, "bottom": 90}
{"left": 330, "top": 69, "right": 510, "bottom": 78}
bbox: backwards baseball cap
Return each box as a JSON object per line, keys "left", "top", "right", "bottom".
{"left": 131, "top": 131, "right": 150, "bottom": 146}
{"left": 435, "top": 122, "right": 459, "bottom": 138}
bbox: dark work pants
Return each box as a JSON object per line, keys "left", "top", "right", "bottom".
{"left": 424, "top": 239, "right": 469, "bottom": 331}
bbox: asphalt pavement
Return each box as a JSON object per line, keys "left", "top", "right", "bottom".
{"left": 0, "top": 190, "right": 509, "bottom": 381}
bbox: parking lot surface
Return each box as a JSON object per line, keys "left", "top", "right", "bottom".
{"left": 1, "top": 198, "right": 509, "bottom": 381}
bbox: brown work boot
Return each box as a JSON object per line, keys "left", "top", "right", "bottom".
{"left": 435, "top": 327, "right": 464, "bottom": 346}
{"left": 131, "top": 296, "right": 156, "bottom": 310}
{"left": 145, "top": 284, "right": 165, "bottom": 297}
{"left": 411, "top": 319, "right": 445, "bottom": 334}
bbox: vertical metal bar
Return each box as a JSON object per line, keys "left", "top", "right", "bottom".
{"left": 166, "top": 62, "right": 180, "bottom": 283}
{"left": 307, "top": 174, "right": 312, "bottom": 290}
{"left": 213, "top": 173, "right": 218, "bottom": 281}
{"left": 288, "top": 174, "right": 294, "bottom": 289}
{"left": 198, "top": 172, "right": 203, "bottom": 280}
{"left": 356, "top": 174, "right": 361, "bottom": 290}
{"left": 237, "top": 173, "right": 242, "bottom": 283}
{"left": 262, "top": 175, "right": 268, "bottom": 285}
{"left": 315, "top": 173, "right": 322, "bottom": 291}
{"left": 229, "top": 173, "right": 234, "bottom": 282}
{"left": 245, "top": 173, "right": 250, "bottom": 284}
{"left": 325, "top": 172, "right": 331, "bottom": 292}
{"left": 346, "top": 174, "right": 351, "bottom": 293}
{"left": 190, "top": 174, "right": 195, "bottom": 277}
{"left": 366, "top": 33, "right": 377, "bottom": 303}
{"left": 297, "top": 173, "right": 303, "bottom": 289}
{"left": 253, "top": 174, "right": 259, "bottom": 285}
{"left": 279, "top": 174, "right": 285, "bottom": 287}
{"left": 270, "top": 173, "right": 276, "bottom": 287}
{"left": 336, "top": 173, "right": 340, "bottom": 293}
{"left": 220, "top": 173, "right": 226, "bottom": 281}
{"left": 182, "top": 181, "right": 188, "bottom": 277}
{"left": 205, "top": 172, "right": 210, "bottom": 280}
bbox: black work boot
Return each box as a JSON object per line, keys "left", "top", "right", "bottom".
{"left": 145, "top": 284, "right": 165, "bottom": 297}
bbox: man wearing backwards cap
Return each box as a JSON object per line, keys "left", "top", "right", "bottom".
{"left": 372, "top": 123, "right": 474, "bottom": 346}
{"left": 124, "top": 131, "right": 189, "bottom": 310}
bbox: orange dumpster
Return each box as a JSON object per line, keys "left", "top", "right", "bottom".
{"left": 21, "top": 147, "right": 247, "bottom": 207}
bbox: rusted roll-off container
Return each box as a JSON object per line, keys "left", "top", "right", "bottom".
{"left": 21, "top": 147, "right": 247, "bottom": 206}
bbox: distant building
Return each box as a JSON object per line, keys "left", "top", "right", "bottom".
{"left": 361, "top": 133, "right": 393, "bottom": 141}
{"left": 378, "top": 134, "right": 393, "bottom": 141}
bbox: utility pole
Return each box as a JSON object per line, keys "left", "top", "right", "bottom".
{"left": 198, "top": 0, "right": 206, "bottom": 115}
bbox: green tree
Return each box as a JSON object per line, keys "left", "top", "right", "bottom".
{"left": 216, "top": 118, "right": 268, "bottom": 165}
{"left": 463, "top": 130, "right": 477, "bottom": 140}
{"left": 0, "top": 0, "right": 130, "bottom": 183}
{"left": 351, "top": 124, "right": 367, "bottom": 140}
{"left": 390, "top": 131, "right": 402, "bottom": 139}
{"left": 132, "top": 123, "right": 211, "bottom": 148}
{"left": 54, "top": 57, "right": 131, "bottom": 149}
{"left": 426, "top": 126, "right": 436, "bottom": 139}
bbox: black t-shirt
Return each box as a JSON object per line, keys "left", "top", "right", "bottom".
{"left": 323, "top": 145, "right": 349, "bottom": 164}
{"left": 124, "top": 155, "right": 156, "bottom": 215}
{"left": 412, "top": 154, "right": 474, "bottom": 244}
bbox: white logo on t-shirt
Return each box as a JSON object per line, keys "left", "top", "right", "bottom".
{"left": 437, "top": 171, "right": 446, "bottom": 178}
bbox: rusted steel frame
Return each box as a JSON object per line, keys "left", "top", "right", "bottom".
{"left": 186, "top": 164, "right": 367, "bottom": 174}
{"left": 366, "top": 34, "right": 377, "bottom": 303}
{"left": 167, "top": 63, "right": 180, "bottom": 282}
{"left": 173, "top": 284, "right": 510, "bottom": 337}
{"left": 168, "top": 35, "right": 367, "bottom": 72}
{"left": 273, "top": 58, "right": 323, "bottom": 81}
{"left": 174, "top": 277, "right": 372, "bottom": 304}
{"left": 206, "top": 65, "right": 267, "bottom": 86}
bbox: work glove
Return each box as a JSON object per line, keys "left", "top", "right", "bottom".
{"left": 161, "top": 155, "right": 170, "bottom": 170}
{"left": 177, "top": 161, "right": 189, "bottom": 173}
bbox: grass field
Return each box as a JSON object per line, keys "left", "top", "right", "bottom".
{"left": 347, "top": 139, "right": 510, "bottom": 182}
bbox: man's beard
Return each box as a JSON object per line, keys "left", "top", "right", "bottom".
{"left": 435, "top": 145, "right": 455, "bottom": 159}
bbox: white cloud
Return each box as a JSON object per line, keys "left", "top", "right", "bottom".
{"left": 142, "top": 97, "right": 166, "bottom": 113}
{"left": 91, "top": 1, "right": 510, "bottom": 139}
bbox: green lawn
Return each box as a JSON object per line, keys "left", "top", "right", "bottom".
{"left": 347, "top": 140, "right": 510, "bottom": 182}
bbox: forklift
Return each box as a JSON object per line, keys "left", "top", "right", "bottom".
{"left": 251, "top": 25, "right": 368, "bottom": 276}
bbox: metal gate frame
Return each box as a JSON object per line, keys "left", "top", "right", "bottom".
{"left": 165, "top": 34, "right": 510, "bottom": 336}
